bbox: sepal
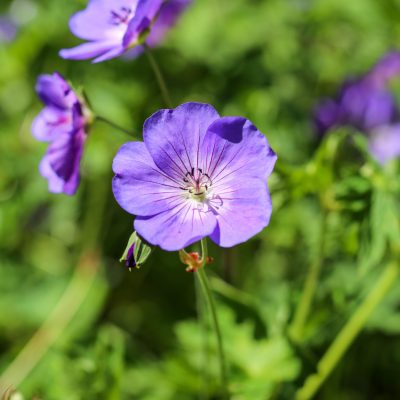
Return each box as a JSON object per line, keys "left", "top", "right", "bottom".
{"left": 120, "top": 231, "right": 152, "bottom": 269}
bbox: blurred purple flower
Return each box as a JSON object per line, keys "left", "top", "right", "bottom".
{"left": 367, "top": 51, "right": 400, "bottom": 88}
{"left": 112, "top": 102, "right": 277, "bottom": 251}
{"left": 60, "top": 0, "right": 191, "bottom": 63}
{"left": 314, "top": 52, "right": 400, "bottom": 164}
{"left": 32, "top": 73, "right": 89, "bottom": 195}
{"left": 0, "top": 16, "right": 17, "bottom": 42}
{"left": 314, "top": 79, "right": 398, "bottom": 135}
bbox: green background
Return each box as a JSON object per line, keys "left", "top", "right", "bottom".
{"left": 1, "top": 0, "right": 400, "bottom": 398}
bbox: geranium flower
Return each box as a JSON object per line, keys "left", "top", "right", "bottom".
{"left": 112, "top": 102, "right": 277, "bottom": 251}
{"left": 314, "top": 52, "right": 400, "bottom": 164}
{"left": 32, "top": 73, "right": 90, "bottom": 195}
{"left": 60, "top": 0, "right": 191, "bottom": 63}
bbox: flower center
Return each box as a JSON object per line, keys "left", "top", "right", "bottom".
{"left": 180, "top": 167, "right": 212, "bottom": 202}
{"left": 109, "top": 7, "right": 133, "bottom": 26}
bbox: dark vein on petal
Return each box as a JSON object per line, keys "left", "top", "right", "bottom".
{"left": 165, "top": 139, "right": 191, "bottom": 175}
{"left": 209, "top": 141, "right": 227, "bottom": 179}
{"left": 159, "top": 146, "right": 188, "bottom": 178}
{"left": 211, "top": 146, "right": 244, "bottom": 182}
{"left": 205, "top": 137, "right": 217, "bottom": 175}
{"left": 123, "top": 176, "right": 180, "bottom": 190}
{"left": 179, "top": 125, "right": 193, "bottom": 171}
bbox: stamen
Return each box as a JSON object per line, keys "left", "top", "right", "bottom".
{"left": 109, "top": 7, "right": 132, "bottom": 25}
{"left": 180, "top": 167, "right": 213, "bottom": 202}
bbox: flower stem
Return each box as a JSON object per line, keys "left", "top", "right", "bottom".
{"left": 295, "top": 261, "right": 399, "bottom": 400}
{"left": 95, "top": 115, "right": 134, "bottom": 136}
{"left": 196, "top": 239, "right": 229, "bottom": 398}
{"left": 144, "top": 45, "right": 173, "bottom": 108}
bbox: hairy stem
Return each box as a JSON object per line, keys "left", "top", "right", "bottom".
{"left": 296, "top": 261, "right": 399, "bottom": 400}
{"left": 196, "top": 239, "right": 229, "bottom": 398}
{"left": 144, "top": 45, "right": 173, "bottom": 108}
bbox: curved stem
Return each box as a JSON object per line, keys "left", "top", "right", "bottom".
{"left": 296, "top": 261, "right": 399, "bottom": 400}
{"left": 144, "top": 45, "right": 173, "bottom": 108}
{"left": 95, "top": 115, "right": 134, "bottom": 136}
{"left": 196, "top": 239, "right": 229, "bottom": 398}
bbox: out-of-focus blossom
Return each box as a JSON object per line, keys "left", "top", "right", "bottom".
{"left": 367, "top": 51, "right": 400, "bottom": 88}
{"left": 60, "top": 0, "right": 191, "bottom": 63}
{"left": 368, "top": 124, "right": 400, "bottom": 165}
{"left": 314, "top": 52, "right": 400, "bottom": 164}
{"left": 0, "top": 16, "right": 17, "bottom": 42}
{"left": 32, "top": 73, "right": 91, "bottom": 195}
{"left": 112, "top": 102, "right": 277, "bottom": 251}
{"left": 314, "top": 79, "right": 398, "bottom": 136}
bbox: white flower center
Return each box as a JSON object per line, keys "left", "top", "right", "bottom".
{"left": 180, "top": 167, "right": 212, "bottom": 203}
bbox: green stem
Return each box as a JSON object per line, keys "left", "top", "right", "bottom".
{"left": 195, "top": 273, "right": 209, "bottom": 400}
{"left": 290, "top": 211, "right": 327, "bottom": 343}
{"left": 95, "top": 115, "right": 134, "bottom": 136}
{"left": 296, "top": 261, "right": 399, "bottom": 400}
{"left": 196, "top": 239, "right": 229, "bottom": 398}
{"left": 144, "top": 45, "right": 173, "bottom": 108}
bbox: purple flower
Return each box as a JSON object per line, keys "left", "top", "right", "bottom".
{"left": 368, "top": 124, "right": 400, "bottom": 165}
{"left": 314, "top": 52, "right": 400, "bottom": 164}
{"left": 59, "top": 0, "right": 191, "bottom": 63}
{"left": 314, "top": 79, "right": 398, "bottom": 136}
{"left": 112, "top": 102, "right": 277, "bottom": 251}
{"left": 32, "top": 73, "right": 89, "bottom": 195}
{"left": 367, "top": 51, "right": 400, "bottom": 88}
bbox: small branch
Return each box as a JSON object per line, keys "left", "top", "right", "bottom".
{"left": 95, "top": 115, "right": 135, "bottom": 136}
{"left": 144, "top": 45, "right": 173, "bottom": 108}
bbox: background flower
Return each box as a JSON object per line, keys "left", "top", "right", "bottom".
{"left": 32, "top": 73, "right": 88, "bottom": 195}
{"left": 112, "top": 102, "right": 277, "bottom": 250}
{"left": 314, "top": 52, "right": 400, "bottom": 164}
{"left": 59, "top": 0, "right": 192, "bottom": 63}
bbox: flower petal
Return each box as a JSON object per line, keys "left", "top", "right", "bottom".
{"left": 40, "top": 129, "right": 86, "bottom": 195}
{"left": 36, "top": 73, "right": 75, "bottom": 110}
{"left": 31, "top": 107, "right": 72, "bottom": 142}
{"left": 369, "top": 124, "right": 400, "bottom": 164}
{"left": 201, "top": 116, "right": 277, "bottom": 183}
{"left": 368, "top": 51, "right": 400, "bottom": 88}
{"left": 134, "top": 201, "right": 217, "bottom": 251}
{"left": 92, "top": 44, "right": 125, "bottom": 63}
{"left": 123, "top": 0, "right": 163, "bottom": 47}
{"left": 146, "top": 0, "right": 192, "bottom": 47}
{"left": 112, "top": 141, "right": 186, "bottom": 216}
{"left": 209, "top": 178, "right": 272, "bottom": 247}
{"left": 143, "top": 102, "right": 220, "bottom": 181}
{"left": 59, "top": 39, "right": 120, "bottom": 61}
{"left": 68, "top": 0, "right": 135, "bottom": 41}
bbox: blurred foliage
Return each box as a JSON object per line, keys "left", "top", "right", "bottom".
{"left": 1, "top": 0, "right": 400, "bottom": 399}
